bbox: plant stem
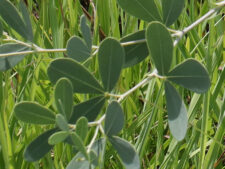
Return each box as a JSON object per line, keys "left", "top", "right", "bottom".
{"left": 87, "top": 125, "right": 100, "bottom": 153}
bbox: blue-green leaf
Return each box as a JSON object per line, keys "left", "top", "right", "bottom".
{"left": 56, "top": 114, "right": 69, "bottom": 131}
{"left": 0, "top": 0, "right": 29, "bottom": 40}
{"left": 162, "top": 0, "right": 185, "bottom": 26}
{"left": 120, "top": 30, "right": 148, "bottom": 68}
{"left": 165, "top": 82, "right": 188, "bottom": 141}
{"left": 117, "top": 0, "right": 161, "bottom": 22}
{"left": 66, "top": 138, "right": 106, "bottom": 169}
{"left": 98, "top": 38, "right": 124, "bottom": 91}
{"left": 167, "top": 59, "right": 211, "bottom": 93}
{"left": 69, "top": 96, "right": 105, "bottom": 123}
{"left": 24, "top": 128, "right": 57, "bottom": 162}
{"left": 48, "top": 131, "right": 69, "bottom": 145}
{"left": 70, "top": 132, "right": 89, "bottom": 159}
{"left": 19, "top": 1, "right": 33, "bottom": 41}
{"left": 109, "top": 136, "right": 140, "bottom": 169}
{"left": 54, "top": 78, "right": 73, "bottom": 120}
{"left": 14, "top": 101, "right": 55, "bottom": 125}
{"left": 80, "top": 15, "right": 92, "bottom": 51}
{"left": 48, "top": 58, "right": 104, "bottom": 94}
{"left": 76, "top": 117, "right": 88, "bottom": 141}
{"left": 105, "top": 101, "right": 124, "bottom": 136}
{"left": 66, "top": 36, "right": 91, "bottom": 62}
{"left": 146, "top": 21, "right": 173, "bottom": 75}
{"left": 0, "top": 43, "right": 30, "bottom": 71}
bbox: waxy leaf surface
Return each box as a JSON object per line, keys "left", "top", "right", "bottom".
{"left": 109, "top": 136, "right": 140, "bottom": 169}
{"left": 69, "top": 96, "right": 105, "bottom": 123}
{"left": 165, "top": 82, "right": 188, "bottom": 141}
{"left": 105, "top": 101, "right": 124, "bottom": 136}
{"left": 54, "top": 78, "right": 73, "bottom": 120}
{"left": 117, "top": 0, "right": 161, "bottom": 22}
{"left": 0, "top": 0, "right": 31, "bottom": 40}
{"left": 67, "top": 36, "right": 90, "bottom": 62}
{"left": 48, "top": 131, "right": 69, "bottom": 145}
{"left": 56, "top": 114, "right": 69, "bottom": 131}
{"left": 48, "top": 58, "right": 104, "bottom": 94}
{"left": 167, "top": 59, "right": 210, "bottom": 93}
{"left": 98, "top": 38, "right": 124, "bottom": 91}
{"left": 24, "top": 128, "right": 57, "bottom": 162}
{"left": 162, "top": 0, "right": 185, "bottom": 26}
{"left": 76, "top": 117, "right": 88, "bottom": 141}
{"left": 120, "top": 30, "right": 148, "bottom": 68}
{"left": 80, "top": 15, "right": 92, "bottom": 51}
{"left": 146, "top": 22, "right": 173, "bottom": 75}
{"left": 14, "top": 102, "right": 55, "bottom": 124}
{"left": 0, "top": 43, "right": 29, "bottom": 71}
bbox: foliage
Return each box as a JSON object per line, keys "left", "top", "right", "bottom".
{"left": 0, "top": 0, "right": 224, "bottom": 168}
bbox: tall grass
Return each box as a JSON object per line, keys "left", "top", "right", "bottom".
{"left": 0, "top": 0, "right": 224, "bottom": 168}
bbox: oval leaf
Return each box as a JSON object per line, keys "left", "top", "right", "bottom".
{"left": 70, "top": 132, "right": 88, "bottom": 159}
{"left": 167, "top": 59, "right": 211, "bottom": 93}
{"left": 54, "top": 78, "right": 73, "bottom": 120}
{"left": 109, "top": 136, "right": 140, "bottom": 169}
{"left": 162, "top": 0, "right": 185, "bottom": 26}
{"left": 98, "top": 38, "right": 124, "bottom": 91}
{"left": 47, "top": 58, "right": 104, "bottom": 94}
{"left": 24, "top": 128, "right": 57, "bottom": 162}
{"left": 56, "top": 114, "right": 69, "bottom": 131}
{"left": 66, "top": 36, "right": 91, "bottom": 62}
{"left": 76, "top": 117, "right": 88, "bottom": 141}
{"left": 48, "top": 131, "right": 69, "bottom": 145}
{"left": 165, "top": 82, "right": 188, "bottom": 141}
{"left": 69, "top": 96, "right": 106, "bottom": 123}
{"left": 105, "top": 101, "right": 124, "bottom": 136}
{"left": 80, "top": 15, "right": 92, "bottom": 51}
{"left": 14, "top": 101, "right": 55, "bottom": 124}
{"left": 146, "top": 21, "right": 173, "bottom": 75}
{"left": 120, "top": 30, "right": 148, "bottom": 68}
{"left": 0, "top": 43, "right": 30, "bottom": 71}
{"left": 0, "top": 0, "right": 29, "bottom": 40}
{"left": 117, "top": 0, "right": 161, "bottom": 22}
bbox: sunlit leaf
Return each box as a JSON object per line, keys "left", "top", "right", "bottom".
{"left": 109, "top": 136, "right": 140, "bottom": 169}
{"left": 69, "top": 96, "right": 105, "bottom": 123}
{"left": 48, "top": 131, "right": 69, "bottom": 145}
{"left": 117, "top": 0, "right": 161, "bottom": 22}
{"left": 0, "top": 43, "right": 29, "bottom": 71}
{"left": 14, "top": 101, "right": 55, "bottom": 124}
{"left": 80, "top": 15, "right": 92, "bottom": 51}
{"left": 120, "top": 30, "right": 148, "bottom": 68}
{"left": 0, "top": 0, "right": 29, "bottom": 40}
{"left": 98, "top": 38, "right": 124, "bottom": 91}
{"left": 76, "top": 117, "right": 88, "bottom": 141}
{"left": 48, "top": 58, "right": 104, "bottom": 94}
{"left": 54, "top": 78, "right": 73, "bottom": 120}
{"left": 66, "top": 36, "right": 90, "bottom": 62}
{"left": 165, "top": 82, "right": 188, "bottom": 141}
{"left": 162, "top": 0, "right": 185, "bottom": 26}
{"left": 56, "top": 114, "right": 69, "bottom": 131}
{"left": 167, "top": 59, "right": 211, "bottom": 93}
{"left": 146, "top": 21, "right": 173, "bottom": 75}
{"left": 105, "top": 101, "right": 124, "bottom": 136}
{"left": 24, "top": 128, "right": 57, "bottom": 162}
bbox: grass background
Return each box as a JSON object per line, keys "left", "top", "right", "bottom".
{"left": 0, "top": 0, "right": 224, "bottom": 168}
